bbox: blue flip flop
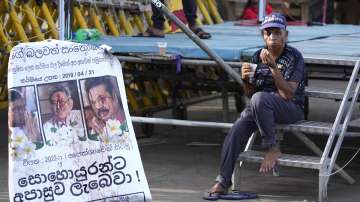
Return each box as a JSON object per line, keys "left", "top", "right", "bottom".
{"left": 202, "top": 191, "right": 221, "bottom": 201}
{"left": 219, "top": 191, "right": 258, "bottom": 200}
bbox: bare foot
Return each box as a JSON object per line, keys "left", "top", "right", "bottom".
{"left": 211, "top": 182, "right": 226, "bottom": 193}
{"left": 259, "top": 147, "right": 281, "bottom": 173}
{"left": 203, "top": 182, "right": 227, "bottom": 200}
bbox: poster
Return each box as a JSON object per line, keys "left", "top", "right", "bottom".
{"left": 7, "top": 40, "right": 152, "bottom": 201}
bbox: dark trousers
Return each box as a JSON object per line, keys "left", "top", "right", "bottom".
{"left": 151, "top": 0, "right": 197, "bottom": 29}
{"left": 309, "top": 0, "right": 334, "bottom": 23}
{"left": 216, "top": 92, "right": 304, "bottom": 188}
{"left": 335, "top": 0, "right": 360, "bottom": 25}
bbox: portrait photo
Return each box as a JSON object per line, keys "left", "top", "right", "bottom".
{"left": 37, "top": 81, "right": 86, "bottom": 146}
{"left": 80, "top": 76, "right": 128, "bottom": 143}
{"left": 8, "top": 86, "right": 43, "bottom": 153}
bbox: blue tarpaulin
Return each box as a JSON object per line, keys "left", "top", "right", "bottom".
{"left": 87, "top": 22, "right": 360, "bottom": 61}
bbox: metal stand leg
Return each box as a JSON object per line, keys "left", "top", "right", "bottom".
{"left": 319, "top": 171, "right": 328, "bottom": 202}
{"left": 232, "top": 132, "right": 257, "bottom": 190}
{"left": 222, "top": 89, "right": 229, "bottom": 122}
{"left": 272, "top": 132, "right": 284, "bottom": 177}
{"left": 294, "top": 132, "right": 356, "bottom": 184}
{"left": 233, "top": 161, "right": 242, "bottom": 191}
{"left": 220, "top": 70, "right": 229, "bottom": 123}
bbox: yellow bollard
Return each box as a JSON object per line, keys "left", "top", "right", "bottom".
{"left": 144, "top": 11, "right": 153, "bottom": 27}
{"left": 118, "top": 10, "right": 134, "bottom": 35}
{"left": 5, "top": 14, "right": 13, "bottom": 36}
{"left": 206, "top": 0, "right": 223, "bottom": 24}
{"left": 21, "top": 12, "right": 30, "bottom": 30}
{"left": 163, "top": 20, "right": 172, "bottom": 33}
{"left": 126, "top": 88, "right": 140, "bottom": 112}
{"left": 22, "top": 4, "right": 45, "bottom": 41}
{"left": 9, "top": 6, "right": 29, "bottom": 42}
{"left": 89, "top": 7, "right": 105, "bottom": 34}
{"left": 142, "top": 94, "right": 153, "bottom": 108}
{"left": 195, "top": 0, "right": 213, "bottom": 25}
{"left": 196, "top": 18, "right": 203, "bottom": 26}
{"left": 0, "top": 55, "right": 9, "bottom": 104}
{"left": 0, "top": 22, "right": 12, "bottom": 52}
{"left": 0, "top": 100, "right": 8, "bottom": 109}
{"left": 0, "top": 55, "right": 9, "bottom": 89}
{"left": 136, "top": 80, "right": 154, "bottom": 107}
{"left": 132, "top": 14, "right": 145, "bottom": 34}
{"left": 42, "top": 0, "right": 58, "bottom": 22}
{"left": 73, "top": 6, "right": 88, "bottom": 29}
{"left": 150, "top": 80, "right": 167, "bottom": 105}
{"left": 0, "top": 0, "right": 9, "bottom": 13}
{"left": 39, "top": 1, "right": 58, "bottom": 38}
{"left": 0, "top": 22, "right": 12, "bottom": 105}
{"left": 103, "top": 10, "right": 120, "bottom": 36}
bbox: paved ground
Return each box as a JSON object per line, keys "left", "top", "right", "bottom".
{"left": 1, "top": 79, "right": 360, "bottom": 202}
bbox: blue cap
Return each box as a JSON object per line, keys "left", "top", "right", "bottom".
{"left": 260, "top": 12, "right": 286, "bottom": 30}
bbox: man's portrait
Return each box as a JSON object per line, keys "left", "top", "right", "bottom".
{"left": 8, "top": 87, "right": 43, "bottom": 150}
{"left": 38, "top": 81, "right": 85, "bottom": 146}
{"left": 80, "top": 76, "right": 127, "bottom": 142}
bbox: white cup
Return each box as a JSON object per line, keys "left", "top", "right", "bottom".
{"left": 248, "top": 63, "right": 257, "bottom": 83}
{"left": 157, "top": 42, "right": 167, "bottom": 55}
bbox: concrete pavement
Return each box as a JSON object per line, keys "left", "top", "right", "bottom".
{"left": 1, "top": 79, "right": 360, "bottom": 202}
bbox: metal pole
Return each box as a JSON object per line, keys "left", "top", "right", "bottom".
{"left": 150, "top": 0, "right": 243, "bottom": 86}
{"left": 132, "top": 116, "right": 233, "bottom": 128}
{"left": 320, "top": 61, "right": 360, "bottom": 166}
{"left": 116, "top": 55, "right": 244, "bottom": 67}
{"left": 327, "top": 61, "right": 360, "bottom": 181}
{"left": 258, "top": 0, "right": 266, "bottom": 22}
{"left": 293, "top": 132, "right": 355, "bottom": 184}
{"left": 65, "top": 0, "right": 73, "bottom": 40}
{"left": 58, "top": 0, "right": 65, "bottom": 40}
{"left": 116, "top": 55, "right": 358, "bottom": 67}
{"left": 322, "top": 0, "right": 328, "bottom": 24}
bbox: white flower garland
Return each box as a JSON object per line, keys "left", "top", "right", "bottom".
{"left": 44, "top": 123, "right": 82, "bottom": 146}
{"left": 9, "top": 127, "right": 36, "bottom": 161}
{"left": 91, "top": 119, "right": 129, "bottom": 144}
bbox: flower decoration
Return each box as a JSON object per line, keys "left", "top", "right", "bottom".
{"left": 44, "top": 123, "right": 82, "bottom": 146}
{"left": 9, "top": 127, "right": 36, "bottom": 161}
{"left": 90, "top": 119, "right": 129, "bottom": 144}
